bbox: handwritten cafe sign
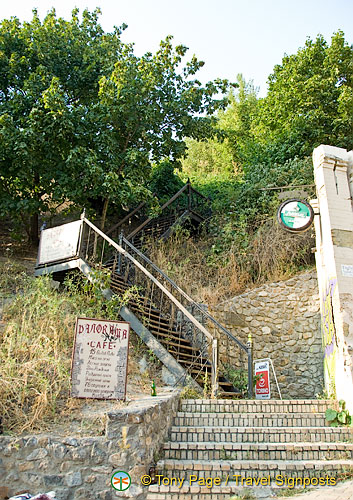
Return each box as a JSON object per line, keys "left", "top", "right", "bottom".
{"left": 71, "top": 317, "right": 130, "bottom": 400}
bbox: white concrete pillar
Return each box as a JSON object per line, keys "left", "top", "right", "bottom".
{"left": 313, "top": 145, "right": 353, "bottom": 411}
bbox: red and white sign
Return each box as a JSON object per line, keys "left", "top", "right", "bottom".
{"left": 255, "top": 360, "right": 271, "bottom": 399}
{"left": 71, "top": 317, "right": 130, "bottom": 400}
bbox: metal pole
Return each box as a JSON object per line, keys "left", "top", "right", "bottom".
{"left": 211, "top": 338, "right": 218, "bottom": 399}
{"left": 247, "top": 333, "right": 253, "bottom": 398}
{"left": 187, "top": 178, "right": 191, "bottom": 211}
{"left": 269, "top": 358, "right": 283, "bottom": 400}
{"left": 118, "top": 231, "right": 123, "bottom": 274}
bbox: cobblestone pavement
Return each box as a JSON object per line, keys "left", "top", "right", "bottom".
{"left": 283, "top": 480, "right": 353, "bottom": 500}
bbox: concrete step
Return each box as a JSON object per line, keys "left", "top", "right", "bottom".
{"left": 180, "top": 399, "right": 336, "bottom": 414}
{"left": 156, "top": 458, "right": 353, "bottom": 479}
{"left": 174, "top": 412, "right": 327, "bottom": 427}
{"left": 163, "top": 441, "right": 353, "bottom": 461}
{"left": 170, "top": 425, "right": 353, "bottom": 443}
{"left": 148, "top": 398, "right": 352, "bottom": 499}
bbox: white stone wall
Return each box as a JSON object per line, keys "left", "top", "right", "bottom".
{"left": 312, "top": 145, "right": 353, "bottom": 413}
{"left": 211, "top": 272, "right": 323, "bottom": 399}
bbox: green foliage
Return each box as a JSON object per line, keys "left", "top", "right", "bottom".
{"left": 181, "top": 137, "right": 236, "bottom": 180}
{"left": 258, "top": 31, "right": 353, "bottom": 156}
{"left": 223, "top": 366, "right": 248, "bottom": 396}
{"left": 0, "top": 9, "right": 230, "bottom": 236}
{"left": 181, "top": 74, "right": 257, "bottom": 182}
{"left": 203, "top": 370, "right": 211, "bottom": 398}
{"left": 325, "top": 400, "right": 353, "bottom": 427}
{"left": 223, "top": 364, "right": 263, "bottom": 397}
{"left": 149, "top": 159, "right": 184, "bottom": 204}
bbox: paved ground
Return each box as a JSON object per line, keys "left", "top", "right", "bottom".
{"left": 284, "top": 480, "right": 353, "bottom": 500}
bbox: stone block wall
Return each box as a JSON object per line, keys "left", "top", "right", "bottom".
{"left": 211, "top": 271, "right": 324, "bottom": 399}
{"left": 0, "top": 391, "right": 179, "bottom": 500}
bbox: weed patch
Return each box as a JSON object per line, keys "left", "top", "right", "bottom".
{"left": 0, "top": 272, "right": 161, "bottom": 433}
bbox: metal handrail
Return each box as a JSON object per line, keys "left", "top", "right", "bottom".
{"left": 80, "top": 216, "right": 220, "bottom": 394}
{"left": 81, "top": 217, "right": 215, "bottom": 343}
{"left": 105, "top": 199, "right": 148, "bottom": 237}
{"left": 78, "top": 217, "right": 252, "bottom": 397}
{"left": 121, "top": 235, "right": 248, "bottom": 352}
{"left": 126, "top": 183, "right": 190, "bottom": 240}
{"left": 126, "top": 181, "right": 211, "bottom": 241}
{"left": 120, "top": 233, "right": 253, "bottom": 397}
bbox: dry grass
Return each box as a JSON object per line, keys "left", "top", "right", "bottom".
{"left": 248, "top": 220, "right": 314, "bottom": 282}
{"left": 0, "top": 259, "right": 30, "bottom": 296}
{"left": 148, "top": 232, "right": 246, "bottom": 307}
{"left": 148, "top": 220, "right": 314, "bottom": 306}
{"left": 0, "top": 268, "right": 162, "bottom": 434}
{"left": 0, "top": 275, "right": 78, "bottom": 433}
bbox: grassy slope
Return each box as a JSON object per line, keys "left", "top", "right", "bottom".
{"left": 0, "top": 262, "right": 162, "bottom": 434}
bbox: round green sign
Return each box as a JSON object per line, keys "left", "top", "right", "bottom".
{"left": 277, "top": 199, "right": 314, "bottom": 232}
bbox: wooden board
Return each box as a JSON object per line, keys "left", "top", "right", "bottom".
{"left": 71, "top": 317, "right": 130, "bottom": 400}
{"left": 37, "top": 220, "right": 82, "bottom": 266}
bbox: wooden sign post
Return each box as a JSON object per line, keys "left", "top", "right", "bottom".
{"left": 71, "top": 317, "right": 130, "bottom": 400}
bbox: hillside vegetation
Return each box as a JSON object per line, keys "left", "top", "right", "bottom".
{"left": 1, "top": 13, "right": 351, "bottom": 297}
{"left": 154, "top": 32, "right": 353, "bottom": 296}
{"left": 1, "top": 16, "right": 352, "bottom": 431}
{"left": 0, "top": 263, "right": 163, "bottom": 433}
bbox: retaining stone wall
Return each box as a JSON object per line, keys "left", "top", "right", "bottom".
{"left": 212, "top": 271, "right": 324, "bottom": 399}
{"left": 0, "top": 391, "right": 179, "bottom": 500}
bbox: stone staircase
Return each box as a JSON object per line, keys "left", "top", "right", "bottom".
{"left": 147, "top": 399, "right": 353, "bottom": 499}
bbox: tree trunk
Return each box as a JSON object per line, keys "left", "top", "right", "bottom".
{"left": 29, "top": 213, "right": 39, "bottom": 247}
{"left": 100, "top": 198, "right": 109, "bottom": 232}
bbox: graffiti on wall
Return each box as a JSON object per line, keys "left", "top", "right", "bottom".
{"left": 321, "top": 277, "right": 338, "bottom": 394}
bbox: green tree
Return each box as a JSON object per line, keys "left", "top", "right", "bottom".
{"left": 93, "top": 36, "right": 229, "bottom": 229}
{"left": 149, "top": 159, "right": 184, "bottom": 204}
{"left": 0, "top": 9, "right": 229, "bottom": 242}
{"left": 181, "top": 136, "right": 236, "bottom": 180}
{"left": 217, "top": 74, "right": 259, "bottom": 167}
{"left": 0, "top": 8, "right": 124, "bottom": 242}
{"left": 257, "top": 31, "right": 353, "bottom": 157}
{"left": 181, "top": 75, "right": 258, "bottom": 181}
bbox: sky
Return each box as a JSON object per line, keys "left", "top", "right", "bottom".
{"left": 1, "top": 0, "right": 353, "bottom": 97}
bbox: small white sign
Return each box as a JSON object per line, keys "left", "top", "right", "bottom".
{"left": 71, "top": 317, "right": 130, "bottom": 400}
{"left": 37, "top": 220, "right": 82, "bottom": 265}
{"left": 341, "top": 264, "right": 353, "bottom": 278}
{"left": 255, "top": 360, "right": 270, "bottom": 399}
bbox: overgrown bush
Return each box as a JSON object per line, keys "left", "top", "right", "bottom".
{"left": 0, "top": 270, "right": 150, "bottom": 433}
{"left": 0, "top": 273, "right": 109, "bottom": 432}
{"left": 149, "top": 216, "right": 314, "bottom": 306}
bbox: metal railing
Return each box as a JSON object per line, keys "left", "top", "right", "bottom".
{"left": 120, "top": 234, "right": 253, "bottom": 397}
{"left": 106, "top": 180, "right": 211, "bottom": 242}
{"left": 78, "top": 216, "right": 253, "bottom": 397}
{"left": 78, "top": 217, "right": 220, "bottom": 395}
